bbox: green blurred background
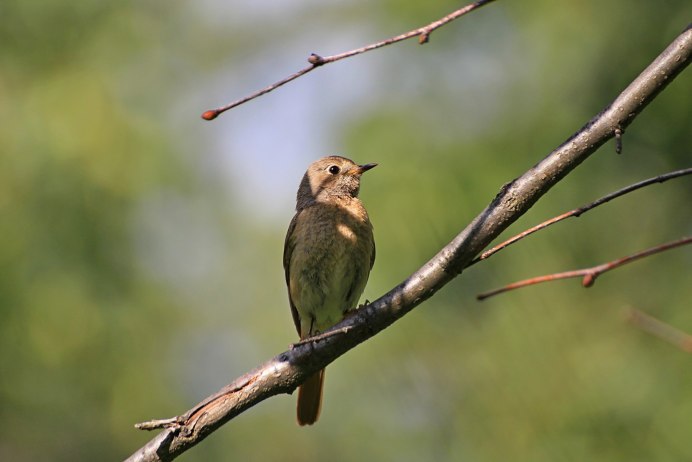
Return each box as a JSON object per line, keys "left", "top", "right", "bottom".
{"left": 1, "top": 1, "right": 691, "bottom": 461}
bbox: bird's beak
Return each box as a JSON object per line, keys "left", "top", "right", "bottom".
{"left": 351, "top": 163, "right": 378, "bottom": 175}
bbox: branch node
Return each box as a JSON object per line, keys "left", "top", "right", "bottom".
{"left": 307, "top": 53, "right": 325, "bottom": 66}
{"left": 418, "top": 32, "right": 430, "bottom": 44}
{"left": 180, "top": 413, "right": 205, "bottom": 437}
{"left": 582, "top": 273, "right": 597, "bottom": 287}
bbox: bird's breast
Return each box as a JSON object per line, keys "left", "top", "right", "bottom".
{"left": 289, "top": 201, "right": 374, "bottom": 333}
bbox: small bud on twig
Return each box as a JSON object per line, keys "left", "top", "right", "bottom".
{"left": 307, "top": 53, "right": 325, "bottom": 66}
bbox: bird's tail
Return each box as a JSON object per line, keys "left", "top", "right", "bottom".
{"left": 297, "top": 369, "right": 325, "bottom": 425}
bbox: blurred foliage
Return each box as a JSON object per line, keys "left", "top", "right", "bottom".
{"left": 1, "top": 1, "right": 690, "bottom": 461}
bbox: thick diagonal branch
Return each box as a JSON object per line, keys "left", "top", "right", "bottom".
{"left": 126, "top": 24, "right": 691, "bottom": 462}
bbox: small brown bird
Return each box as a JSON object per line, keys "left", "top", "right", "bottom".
{"left": 283, "top": 155, "right": 377, "bottom": 426}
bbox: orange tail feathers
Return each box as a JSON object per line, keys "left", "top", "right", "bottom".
{"left": 297, "top": 369, "right": 325, "bottom": 426}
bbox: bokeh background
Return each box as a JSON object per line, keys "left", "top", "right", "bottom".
{"left": 1, "top": 1, "right": 691, "bottom": 461}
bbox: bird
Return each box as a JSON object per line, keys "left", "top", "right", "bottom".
{"left": 283, "top": 155, "right": 377, "bottom": 426}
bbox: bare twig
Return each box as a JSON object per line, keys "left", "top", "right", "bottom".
{"left": 200, "top": 65, "right": 316, "bottom": 121}
{"left": 614, "top": 126, "right": 624, "bottom": 154}
{"left": 200, "top": 0, "right": 496, "bottom": 120}
{"left": 468, "top": 167, "right": 692, "bottom": 266}
{"left": 135, "top": 418, "right": 179, "bottom": 431}
{"left": 477, "top": 236, "right": 692, "bottom": 300}
{"left": 126, "top": 23, "right": 692, "bottom": 462}
{"left": 625, "top": 308, "right": 692, "bottom": 353}
{"left": 290, "top": 326, "right": 353, "bottom": 348}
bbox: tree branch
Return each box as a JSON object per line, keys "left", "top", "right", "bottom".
{"left": 468, "top": 167, "right": 692, "bottom": 266}
{"left": 476, "top": 236, "right": 692, "bottom": 300}
{"left": 126, "top": 23, "right": 692, "bottom": 462}
{"left": 200, "top": 0, "right": 496, "bottom": 120}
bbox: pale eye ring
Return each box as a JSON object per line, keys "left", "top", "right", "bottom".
{"left": 328, "top": 165, "right": 340, "bottom": 175}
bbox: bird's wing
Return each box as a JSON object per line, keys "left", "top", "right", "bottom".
{"left": 283, "top": 212, "right": 302, "bottom": 335}
{"left": 370, "top": 227, "right": 376, "bottom": 270}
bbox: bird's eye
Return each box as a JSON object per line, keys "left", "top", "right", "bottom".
{"left": 328, "top": 165, "right": 340, "bottom": 175}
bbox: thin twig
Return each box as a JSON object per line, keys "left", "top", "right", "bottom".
{"left": 200, "top": 65, "right": 316, "bottom": 120}
{"left": 135, "top": 417, "right": 180, "bottom": 431}
{"left": 200, "top": 0, "right": 496, "bottom": 120}
{"left": 477, "top": 236, "right": 692, "bottom": 300}
{"left": 290, "top": 327, "right": 353, "bottom": 348}
{"left": 614, "top": 126, "right": 624, "bottom": 154}
{"left": 625, "top": 307, "right": 692, "bottom": 353}
{"left": 468, "top": 167, "right": 692, "bottom": 266}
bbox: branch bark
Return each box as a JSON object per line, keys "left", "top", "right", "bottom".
{"left": 126, "top": 24, "right": 692, "bottom": 462}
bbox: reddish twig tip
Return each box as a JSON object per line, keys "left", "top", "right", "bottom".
{"left": 201, "top": 110, "right": 219, "bottom": 121}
